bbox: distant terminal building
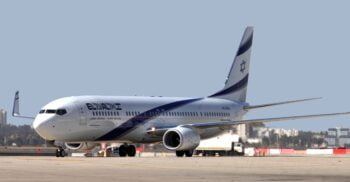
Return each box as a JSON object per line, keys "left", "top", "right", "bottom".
{"left": 0, "top": 109, "right": 7, "bottom": 125}
{"left": 325, "top": 127, "right": 350, "bottom": 148}
{"left": 251, "top": 127, "right": 299, "bottom": 138}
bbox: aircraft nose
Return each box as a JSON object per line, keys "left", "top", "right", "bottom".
{"left": 33, "top": 117, "right": 55, "bottom": 140}
{"left": 33, "top": 117, "right": 42, "bottom": 130}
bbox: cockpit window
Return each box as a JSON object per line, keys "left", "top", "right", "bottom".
{"left": 42, "top": 109, "right": 67, "bottom": 115}
{"left": 46, "top": 110, "right": 56, "bottom": 114}
{"left": 56, "top": 109, "right": 67, "bottom": 115}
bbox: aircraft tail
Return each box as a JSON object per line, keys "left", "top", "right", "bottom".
{"left": 209, "top": 26, "right": 253, "bottom": 102}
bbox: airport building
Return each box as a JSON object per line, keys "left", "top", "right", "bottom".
{"left": 325, "top": 127, "right": 350, "bottom": 147}
{"left": 0, "top": 109, "right": 7, "bottom": 125}
{"left": 251, "top": 127, "right": 299, "bottom": 138}
{"left": 236, "top": 124, "right": 247, "bottom": 139}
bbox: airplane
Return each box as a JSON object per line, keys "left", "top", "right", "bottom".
{"left": 12, "top": 27, "right": 350, "bottom": 157}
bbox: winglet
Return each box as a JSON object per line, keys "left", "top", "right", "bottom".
{"left": 12, "top": 91, "right": 35, "bottom": 119}
{"left": 12, "top": 91, "right": 20, "bottom": 117}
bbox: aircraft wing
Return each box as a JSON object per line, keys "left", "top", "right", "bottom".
{"left": 184, "top": 112, "right": 350, "bottom": 129}
{"left": 146, "top": 112, "right": 350, "bottom": 136}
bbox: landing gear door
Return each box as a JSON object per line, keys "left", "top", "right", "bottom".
{"left": 79, "top": 106, "right": 87, "bottom": 126}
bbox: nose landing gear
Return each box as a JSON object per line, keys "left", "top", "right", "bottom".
{"left": 55, "top": 147, "right": 66, "bottom": 157}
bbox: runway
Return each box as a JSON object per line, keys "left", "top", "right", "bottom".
{"left": 0, "top": 156, "right": 350, "bottom": 182}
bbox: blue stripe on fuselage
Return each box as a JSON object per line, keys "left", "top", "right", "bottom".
{"left": 96, "top": 98, "right": 202, "bottom": 141}
{"left": 209, "top": 74, "right": 249, "bottom": 97}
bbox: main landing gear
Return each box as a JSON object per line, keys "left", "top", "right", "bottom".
{"left": 55, "top": 147, "right": 66, "bottom": 157}
{"left": 176, "top": 150, "right": 193, "bottom": 157}
{"left": 118, "top": 144, "right": 136, "bottom": 157}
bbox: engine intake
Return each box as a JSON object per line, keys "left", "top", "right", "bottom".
{"left": 163, "top": 126, "right": 200, "bottom": 151}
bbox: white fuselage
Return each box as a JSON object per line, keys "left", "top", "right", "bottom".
{"left": 33, "top": 96, "right": 247, "bottom": 144}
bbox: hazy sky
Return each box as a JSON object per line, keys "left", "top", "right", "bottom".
{"left": 1, "top": 0, "right": 350, "bottom": 131}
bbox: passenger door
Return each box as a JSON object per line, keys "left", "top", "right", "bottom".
{"left": 79, "top": 106, "right": 87, "bottom": 126}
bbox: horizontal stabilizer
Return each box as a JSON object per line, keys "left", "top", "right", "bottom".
{"left": 244, "top": 97, "right": 322, "bottom": 110}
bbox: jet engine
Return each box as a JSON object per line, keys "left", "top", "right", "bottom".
{"left": 163, "top": 126, "right": 200, "bottom": 151}
{"left": 64, "top": 142, "right": 98, "bottom": 151}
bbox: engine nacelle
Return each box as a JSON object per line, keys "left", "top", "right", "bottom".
{"left": 64, "top": 142, "right": 98, "bottom": 151}
{"left": 163, "top": 126, "right": 200, "bottom": 151}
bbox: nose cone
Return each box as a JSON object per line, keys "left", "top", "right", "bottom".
{"left": 32, "top": 117, "right": 42, "bottom": 130}
{"left": 33, "top": 116, "right": 55, "bottom": 140}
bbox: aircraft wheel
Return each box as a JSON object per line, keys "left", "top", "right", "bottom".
{"left": 60, "top": 149, "right": 65, "bottom": 157}
{"left": 55, "top": 149, "right": 60, "bottom": 157}
{"left": 185, "top": 150, "right": 193, "bottom": 157}
{"left": 56, "top": 147, "right": 65, "bottom": 157}
{"left": 119, "top": 145, "right": 127, "bottom": 157}
{"left": 127, "top": 145, "right": 136, "bottom": 157}
{"left": 176, "top": 151, "right": 185, "bottom": 157}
